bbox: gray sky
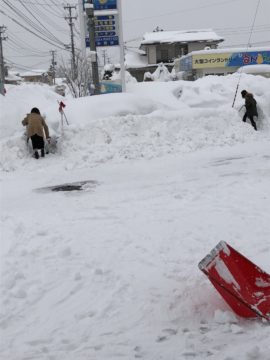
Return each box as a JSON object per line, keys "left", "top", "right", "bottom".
{"left": 1, "top": 0, "right": 269, "bottom": 72}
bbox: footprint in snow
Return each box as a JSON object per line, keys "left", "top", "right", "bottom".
{"left": 156, "top": 328, "right": 178, "bottom": 342}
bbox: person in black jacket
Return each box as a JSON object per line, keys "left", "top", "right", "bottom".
{"left": 241, "top": 90, "right": 258, "bottom": 131}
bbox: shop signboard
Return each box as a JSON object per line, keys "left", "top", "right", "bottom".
{"left": 180, "top": 56, "right": 193, "bottom": 71}
{"left": 94, "top": 0, "right": 117, "bottom": 10}
{"left": 85, "top": 14, "right": 119, "bottom": 47}
{"left": 100, "top": 81, "right": 122, "bottom": 93}
{"left": 83, "top": 0, "right": 117, "bottom": 10}
{"left": 192, "top": 51, "right": 270, "bottom": 69}
{"left": 95, "top": 14, "right": 119, "bottom": 46}
{"left": 84, "top": 1, "right": 119, "bottom": 47}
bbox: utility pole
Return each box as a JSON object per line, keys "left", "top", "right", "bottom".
{"left": 117, "top": 0, "right": 126, "bottom": 92}
{"left": 0, "top": 26, "right": 7, "bottom": 96}
{"left": 84, "top": 0, "right": 100, "bottom": 95}
{"left": 78, "top": 0, "right": 86, "bottom": 59}
{"left": 50, "top": 50, "right": 57, "bottom": 85}
{"left": 64, "top": 4, "right": 77, "bottom": 80}
{"left": 101, "top": 49, "right": 107, "bottom": 66}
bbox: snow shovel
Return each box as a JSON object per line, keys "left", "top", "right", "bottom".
{"left": 198, "top": 241, "right": 270, "bottom": 321}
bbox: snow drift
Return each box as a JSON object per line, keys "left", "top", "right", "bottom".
{"left": 0, "top": 73, "right": 270, "bottom": 172}
{"left": 1, "top": 74, "right": 270, "bottom": 360}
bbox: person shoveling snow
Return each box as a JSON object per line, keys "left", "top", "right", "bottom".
{"left": 22, "top": 107, "right": 50, "bottom": 159}
{"left": 241, "top": 90, "right": 258, "bottom": 131}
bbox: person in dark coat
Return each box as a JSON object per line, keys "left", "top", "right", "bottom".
{"left": 22, "top": 107, "right": 50, "bottom": 159}
{"left": 241, "top": 90, "right": 258, "bottom": 131}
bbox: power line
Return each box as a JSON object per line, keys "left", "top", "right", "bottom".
{"left": 6, "top": 33, "right": 50, "bottom": 54}
{"left": 0, "top": 8, "right": 68, "bottom": 50}
{"left": 6, "top": 57, "right": 51, "bottom": 69}
{"left": 213, "top": 23, "right": 270, "bottom": 32}
{"left": 26, "top": 2, "right": 67, "bottom": 31}
{"left": 232, "top": 0, "right": 262, "bottom": 108}
{"left": 9, "top": 0, "right": 62, "bottom": 7}
{"left": 5, "top": 52, "right": 50, "bottom": 58}
{"left": 3, "top": 0, "right": 66, "bottom": 46}
{"left": 17, "top": 0, "right": 66, "bottom": 44}
{"left": 5, "top": 42, "right": 49, "bottom": 57}
{"left": 220, "top": 40, "right": 270, "bottom": 47}
{"left": 217, "top": 27, "right": 270, "bottom": 36}
{"left": 247, "top": 0, "right": 262, "bottom": 47}
{"left": 124, "top": 0, "right": 242, "bottom": 24}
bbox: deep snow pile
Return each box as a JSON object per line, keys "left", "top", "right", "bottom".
{"left": 1, "top": 75, "right": 270, "bottom": 360}
{"left": 0, "top": 73, "right": 270, "bottom": 172}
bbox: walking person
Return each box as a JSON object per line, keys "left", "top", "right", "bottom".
{"left": 22, "top": 107, "right": 50, "bottom": 159}
{"left": 241, "top": 90, "right": 258, "bottom": 131}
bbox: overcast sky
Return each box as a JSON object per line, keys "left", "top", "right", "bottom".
{"left": 0, "top": 0, "right": 269, "bottom": 72}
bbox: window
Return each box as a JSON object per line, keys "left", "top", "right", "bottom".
{"left": 160, "top": 49, "right": 169, "bottom": 62}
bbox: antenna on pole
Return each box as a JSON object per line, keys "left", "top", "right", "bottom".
{"left": 232, "top": 0, "right": 261, "bottom": 108}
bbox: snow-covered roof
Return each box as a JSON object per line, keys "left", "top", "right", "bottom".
{"left": 125, "top": 49, "right": 148, "bottom": 69}
{"left": 237, "top": 64, "right": 270, "bottom": 74}
{"left": 182, "top": 46, "right": 270, "bottom": 57}
{"left": 20, "top": 69, "right": 47, "bottom": 77}
{"left": 141, "top": 29, "right": 224, "bottom": 45}
{"left": 6, "top": 73, "right": 22, "bottom": 81}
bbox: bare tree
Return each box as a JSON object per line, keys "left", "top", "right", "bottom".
{"left": 59, "top": 53, "right": 93, "bottom": 98}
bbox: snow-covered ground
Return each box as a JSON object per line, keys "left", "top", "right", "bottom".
{"left": 0, "top": 74, "right": 270, "bottom": 360}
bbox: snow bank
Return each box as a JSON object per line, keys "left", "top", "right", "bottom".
{"left": 1, "top": 74, "right": 270, "bottom": 360}
{"left": 0, "top": 73, "right": 270, "bottom": 172}
{"left": 0, "top": 83, "right": 63, "bottom": 139}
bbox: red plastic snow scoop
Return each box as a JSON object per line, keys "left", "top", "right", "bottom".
{"left": 199, "top": 241, "right": 270, "bottom": 321}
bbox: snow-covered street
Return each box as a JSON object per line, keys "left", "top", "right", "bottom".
{"left": 1, "top": 75, "right": 270, "bottom": 359}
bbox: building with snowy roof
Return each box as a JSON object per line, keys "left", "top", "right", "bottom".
{"left": 176, "top": 46, "right": 270, "bottom": 80}
{"left": 5, "top": 72, "right": 22, "bottom": 85}
{"left": 140, "top": 28, "right": 224, "bottom": 65}
{"left": 126, "top": 28, "right": 224, "bottom": 81}
{"left": 20, "top": 69, "right": 51, "bottom": 84}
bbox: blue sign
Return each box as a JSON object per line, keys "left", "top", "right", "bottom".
{"left": 180, "top": 56, "right": 192, "bottom": 71}
{"left": 93, "top": 0, "right": 117, "bottom": 10}
{"left": 83, "top": 0, "right": 117, "bottom": 10}
{"left": 100, "top": 81, "right": 122, "bottom": 94}
{"left": 85, "top": 36, "right": 119, "bottom": 47}
{"left": 227, "top": 51, "right": 270, "bottom": 67}
{"left": 96, "top": 36, "right": 119, "bottom": 46}
{"left": 84, "top": 4, "right": 119, "bottom": 47}
{"left": 95, "top": 14, "right": 119, "bottom": 46}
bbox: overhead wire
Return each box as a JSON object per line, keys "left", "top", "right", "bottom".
{"left": 1, "top": 0, "right": 81, "bottom": 70}
{"left": 0, "top": 8, "right": 68, "bottom": 50}
{"left": 47, "top": 0, "right": 67, "bottom": 17}
{"left": 6, "top": 58, "right": 51, "bottom": 70}
{"left": 124, "top": 0, "right": 242, "bottom": 24}
{"left": 3, "top": 0, "right": 66, "bottom": 46}
{"left": 7, "top": 32, "right": 50, "bottom": 52}
{"left": 29, "top": 1, "right": 65, "bottom": 19}
{"left": 232, "top": 0, "right": 262, "bottom": 107}
{"left": 26, "top": 2, "right": 67, "bottom": 32}
{"left": 8, "top": 0, "right": 62, "bottom": 6}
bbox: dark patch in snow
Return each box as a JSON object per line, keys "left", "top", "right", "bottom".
{"left": 36, "top": 180, "right": 99, "bottom": 193}
{"left": 211, "top": 156, "right": 249, "bottom": 167}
